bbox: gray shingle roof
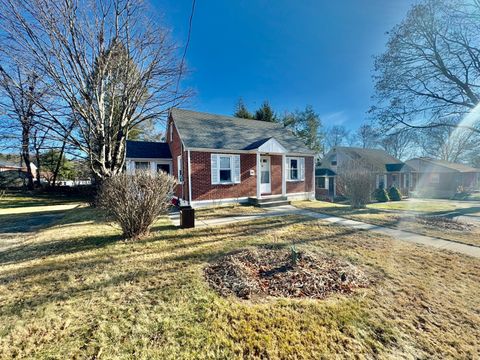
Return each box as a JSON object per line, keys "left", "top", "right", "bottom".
{"left": 171, "top": 108, "right": 314, "bottom": 154}
{"left": 406, "top": 158, "right": 479, "bottom": 173}
{"left": 320, "top": 147, "right": 404, "bottom": 172}
{"left": 126, "top": 140, "right": 172, "bottom": 159}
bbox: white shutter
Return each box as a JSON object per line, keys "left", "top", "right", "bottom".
{"left": 286, "top": 158, "right": 291, "bottom": 181}
{"left": 300, "top": 158, "right": 305, "bottom": 180}
{"left": 211, "top": 154, "right": 219, "bottom": 184}
{"left": 233, "top": 155, "right": 241, "bottom": 183}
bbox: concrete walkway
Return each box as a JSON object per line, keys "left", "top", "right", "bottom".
{"left": 169, "top": 205, "right": 480, "bottom": 258}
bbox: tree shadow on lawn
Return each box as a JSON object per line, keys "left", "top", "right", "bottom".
{"left": 0, "top": 193, "right": 87, "bottom": 209}
{"left": 0, "top": 206, "right": 106, "bottom": 234}
{"left": 0, "top": 215, "right": 368, "bottom": 317}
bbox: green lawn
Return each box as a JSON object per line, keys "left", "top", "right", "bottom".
{"left": 368, "top": 200, "right": 457, "bottom": 213}
{"left": 0, "top": 200, "right": 479, "bottom": 358}
{"left": 295, "top": 200, "right": 480, "bottom": 247}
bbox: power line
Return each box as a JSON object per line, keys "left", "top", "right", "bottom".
{"left": 173, "top": 0, "right": 196, "bottom": 106}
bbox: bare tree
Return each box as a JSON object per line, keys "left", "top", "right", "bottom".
{"left": 0, "top": 0, "right": 189, "bottom": 181}
{"left": 0, "top": 63, "right": 46, "bottom": 189}
{"left": 352, "top": 124, "right": 379, "bottom": 149}
{"left": 324, "top": 125, "right": 349, "bottom": 153}
{"left": 336, "top": 160, "right": 376, "bottom": 209}
{"left": 372, "top": 0, "right": 480, "bottom": 137}
{"left": 380, "top": 129, "right": 417, "bottom": 161}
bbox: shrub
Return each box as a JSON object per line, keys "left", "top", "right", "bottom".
{"left": 388, "top": 186, "right": 402, "bottom": 201}
{"left": 98, "top": 171, "right": 176, "bottom": 239}
{"left": 374, "top": 188, "right": 390, "bottom": 202}
{"left": 336, "top": 160, "right": 376, "bottom": 209}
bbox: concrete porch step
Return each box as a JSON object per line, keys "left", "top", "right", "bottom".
{"left": 256, "top": 200, "right": 291, "bottom": 208}
{"left": 248, "top": 195, "right": 288, "bottom": 205}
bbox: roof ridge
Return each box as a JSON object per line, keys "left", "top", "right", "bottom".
{"left": 172, "top": 108, "right": 283, "bottom": 128}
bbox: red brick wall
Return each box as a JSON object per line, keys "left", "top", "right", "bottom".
{"left": 190, "top": 152, "right": 257, "bottom": 201}
{"left": 286, "top": 156, "right": 314, "bottom": 194}
{"left": 167, "top": 117, "right": 187, "bottom": 199}
{"left": 270, "top": 155, "right": 282, "bottom": 195}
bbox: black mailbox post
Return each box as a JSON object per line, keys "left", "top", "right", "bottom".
{"left": 180, "top": 206, "right": 195, "bottom": 228}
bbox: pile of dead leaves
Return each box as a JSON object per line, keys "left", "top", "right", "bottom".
{"left": 413, "top": 215, "right": 473, "bottom": 232}
{"left": 204, "top": 248, "right": 370, "bottom": 300}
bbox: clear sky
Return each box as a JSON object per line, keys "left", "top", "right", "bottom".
{"left": 152, "top": 0, "right": 415, "bottom": 130}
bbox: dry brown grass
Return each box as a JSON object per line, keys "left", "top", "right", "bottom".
{"left": 195, "top": 204, "right": 265, "bottom": 220}
{"left": 0, "top": 202, "right": 479, "bottom": 358}
{"left": 295, "top": 200, "right": 480, "bottom": 247}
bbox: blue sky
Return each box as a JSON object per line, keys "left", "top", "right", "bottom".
{"left": 153, "top": 0, "right": 415, "bottom": 130}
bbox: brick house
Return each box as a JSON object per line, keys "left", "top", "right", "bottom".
{"left": 126, "top": 109, "right": 316, "bottom": 207}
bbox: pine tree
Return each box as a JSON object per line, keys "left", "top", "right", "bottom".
{"left": 233, "top": 98, "right": 254, "bottom": 119}
{"left": 254, "top": 100, "right": 277, "bottom": 122}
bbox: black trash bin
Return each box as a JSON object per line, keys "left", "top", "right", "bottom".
{"left": 180, "top": 206, "right": 195, "bottom": 228}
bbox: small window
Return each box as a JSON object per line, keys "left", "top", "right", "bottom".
{"left": 219, "top": 156, "right": 232, "bottom": 183}
{"left": 430, "top": 173, "right": 440, "bottom": 184}
{"left": 177, "top": 156, "right": 183, "bottom": 183}
{"left": 135, "top": 161, "right": 149, "bottom": 171}
{"left": 316, "top": 177, "right": 325, "bottom": 189}
{"left": 331, "top": 154, "right": 337, "bottom": 166}
{"left": 169, "top": 123, "right": 173, "bottom": 142}
{"left": 157, "top": 163, "right": 170, "bottom": 174}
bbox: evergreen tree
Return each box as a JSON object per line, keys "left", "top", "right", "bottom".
{"left": 233, "top": 98, "right": 254, "bottom": 119}
{"left": 283, "top": 105, "right": 323, "bottom": 154}
{"left": 254, "top": 100, "right": 277, "bottom": 122}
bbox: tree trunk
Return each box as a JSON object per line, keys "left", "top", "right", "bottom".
{"left": 21, "top": 124, "right": 34, "bottom": 190}
{"left": 52, "top": 139, "right": 67, "bottom": 188}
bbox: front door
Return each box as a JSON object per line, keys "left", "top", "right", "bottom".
{"left": 260, "top": 156, "right": 271, "bottom": 194}
{"left": 328, "top": 177, "right": 334, "bottom": 196}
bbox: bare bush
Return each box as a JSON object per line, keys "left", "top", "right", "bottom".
{"left": 336, "top": 160, "right": 376, "bottom": 209}
{"left": 99, "top": 171, "right": 176, "bottom": 239}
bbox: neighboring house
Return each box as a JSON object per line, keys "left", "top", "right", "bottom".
{"left": 126, "top": 109, "right": 316, "bottom": 207}
{"left": 0, "top": 160, "right": 38, "bottom": 185}
{"left": 316, "top": 147, "right": 407, "bottom": 199}
{"left": 405, "top": 158, "right": 480, "bottom": 198}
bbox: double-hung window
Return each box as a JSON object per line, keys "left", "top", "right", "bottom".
{"left": 211, "top": 154, "right": 241, "bottom": 184}
{"left": 286, "top": 157, "right": 305, "bottom": 181}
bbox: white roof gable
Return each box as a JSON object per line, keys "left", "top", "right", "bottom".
{"left": 257, "top": 138, "right": 288, "bottom": 154}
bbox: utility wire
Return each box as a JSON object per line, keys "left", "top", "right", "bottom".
{"left": 173, "top": 0, "right": 196, "bottom": 107}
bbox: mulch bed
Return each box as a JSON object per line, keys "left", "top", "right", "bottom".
{"left": 204, "top": 248, "right": 371, "bottom": 299}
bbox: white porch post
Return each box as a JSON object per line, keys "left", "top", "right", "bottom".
{"left": 281, "top": 154, "right": 286, "bottom": 196}
{"left": 256, "top": 152, "right": 261, "bottom": 199}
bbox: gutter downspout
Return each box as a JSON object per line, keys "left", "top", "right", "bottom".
{"left": 187, "top": 150, "right": 192, "bottom": 205}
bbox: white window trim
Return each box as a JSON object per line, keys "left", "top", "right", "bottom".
{"left": 211, "top": 154, "right": 241, "bottom": 185}
{"left": 286, "top": 157, "right": 305, "bottom": 182}
{"left": 169, "top": 123, "right": 173, "bottom": 142}
{"left": 177, "top": 155, "right": 183, "bottom": 183}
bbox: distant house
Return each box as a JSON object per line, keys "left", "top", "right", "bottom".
{"left": 405, "top": 158, "right": 480, "bottom": 198}
{"left": 126, "top": 109, "right": 316, "bottom": 207}
{"left": 0, "top": 160, "right": 38, "bottom": 185}
{"left": 316, "top": 147, "right": 407, "bottom": 199}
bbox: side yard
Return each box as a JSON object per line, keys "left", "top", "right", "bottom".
{"left": 295, "top": 200, "right": 480, "bottom": 247}
{"left": 0, "top": 198, "right": 479, "bottom": 358}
